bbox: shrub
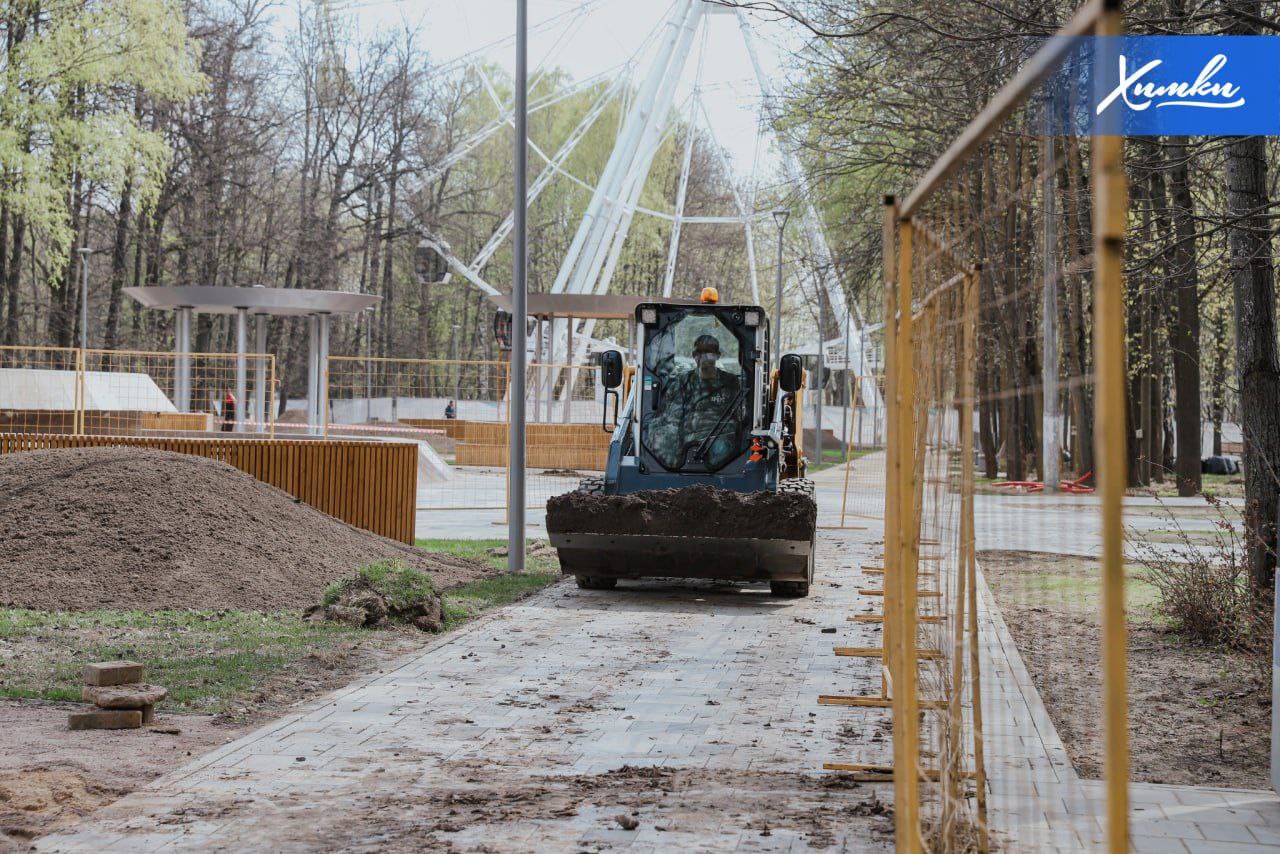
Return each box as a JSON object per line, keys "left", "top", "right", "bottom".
{"left": 1128, "top": 494, "right": 1272, "bottom": 674}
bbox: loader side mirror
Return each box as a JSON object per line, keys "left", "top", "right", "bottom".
{"left": 599, "top": 350, "right": 623, "bottom": 389}
{"left": 779, "top": 354, "right": 803, "bottom": 393}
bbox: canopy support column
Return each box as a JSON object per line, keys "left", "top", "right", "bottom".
{"left": 174, "top": 306, "right": 192, "bottom": 413}
{"left": 318, "top": 312, "right": 330, "bottom": 434}
{"left": 563, "top": 315, "right": 574, "bottom": 423}
{"left": 254, "top": 314, "right": 268, "bottom": 432}
{"left": 307, "top": 314, "right": 319, "bottom": 434}
{"left": 235, "top": 308, "right": 248, "bottom": 433}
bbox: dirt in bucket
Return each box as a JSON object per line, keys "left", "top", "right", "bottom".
{"left": 545, "top": 483, "right": 816, "bottom": 542}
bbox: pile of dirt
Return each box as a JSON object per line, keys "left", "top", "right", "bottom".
{"left": 0, "top": 446, "right": 494, "bottom": 612}
{"left": 546, "top": 483, "right": 816, "bottom": 541}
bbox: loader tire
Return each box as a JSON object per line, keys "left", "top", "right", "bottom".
{"left": 770, "top": 580, "right": 810, "bottom": 598}
{"left": 577, "top": 477, "right": 605, "bottom": 496}
{"left": 575, "top": 575, "right": 617, "bottom": 590}
{"left": 778, "top": 478, "right": 815, "bottom": 499}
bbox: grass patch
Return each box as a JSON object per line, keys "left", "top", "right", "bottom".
{"left": 1132, "top": 473, "right": 1245, "bottom": 500}
{"left": 323, "top": 558, "right": 437, "bottom": 609}
{"left": 442, "top": 572, "right": 560, "bottom": 626}
{"left": 416, "top": 537, "right": 562, "bottom": 574}
{"left": 808, "top": 447, "right": 879, "bottom": 474}
{"left": 1, "top": 539, "right": 560, "bottom": 714}
{"left": 0, "top": 609, "right": 364, "bottom": 713}
{"left": 416, "top": 538, "right": 560, "bottom": 626}
{"left": 979, "top": 551, "right": 1161, "bottom": 615}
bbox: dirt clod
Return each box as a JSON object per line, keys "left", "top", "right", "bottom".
{"left": 0, "top": 446, "right": 495, "bottom": 611}
{"left": 546, "top": 484, "right": 816, "bottom": 541}
{"left": 306, "top": 573, "right": 445, "bottom": 632}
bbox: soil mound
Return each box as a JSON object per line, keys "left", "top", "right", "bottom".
{"left": 0, "top": 446, "right": 493, "bottom": 612}
{"left": 546, "top": 483, "right": 816, "bottom": 541}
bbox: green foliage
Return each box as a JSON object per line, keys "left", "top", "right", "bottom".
{"left": 323, "top": 558, "right": 437, "bottom": 610}
{"left": 0, "top": 0, "right": 205, "bottom": 274}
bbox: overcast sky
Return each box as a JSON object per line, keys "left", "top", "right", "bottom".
{"left": 324, "top": 0, "right": 802, "bottom": 183}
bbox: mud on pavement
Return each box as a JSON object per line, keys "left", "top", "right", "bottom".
{"left": 122, "top": 764, "right": 893, "bottom": 852}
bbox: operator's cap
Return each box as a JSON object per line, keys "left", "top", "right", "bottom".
{"left": 692, "top": 334, "right": 721, "bottom": 355}
{"left": 699, "top": 286, "right": 719, "bottom": 304}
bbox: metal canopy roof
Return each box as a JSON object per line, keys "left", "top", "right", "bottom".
{"left": 124, "top": 286, "right": 380, "bottom": 316}
{"left": 485, "top": 292, "right": 700, "bottom": 319}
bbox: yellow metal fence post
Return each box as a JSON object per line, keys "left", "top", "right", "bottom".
{"left": 1093, "top": 4, "right": 1130, "bottom": 850}
{"left": 882, "top": 197, "right": 900, "bottom": 704}
{"left": 891, "top": 214, "right": 922, "bottom": 852}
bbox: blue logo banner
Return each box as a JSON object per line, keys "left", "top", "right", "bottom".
{"left": 1042, "top": 36, "right": 1280, "bottom": 136}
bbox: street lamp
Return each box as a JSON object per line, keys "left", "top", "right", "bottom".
{"left": 508, "top": 0, "right": 529, "bottom": 574}
{"left": 771, "top": 209, "right": 790, "bottom": 370}
{"left": 77, "top": 247, "right": 92, "bottom": 350}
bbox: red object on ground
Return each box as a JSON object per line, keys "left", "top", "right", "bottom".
{"left": 991, "top": 470, "right": 1094, "bottom": 494}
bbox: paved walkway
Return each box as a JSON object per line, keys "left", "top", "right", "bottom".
{"left": 39, "top": 475, "right": 896, "bottom": 851}
{"left": 38, "top": 457, "right": 1280, "bottom": 851}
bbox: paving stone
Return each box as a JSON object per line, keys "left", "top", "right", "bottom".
{"left": 82, "top": 683, "right": 167, "bottom": 709}
{"left": 83, "top": 660, "right": 145, "bottom": 687}
{"left": 67, "top": 709, "right": 144, "bottom": 730}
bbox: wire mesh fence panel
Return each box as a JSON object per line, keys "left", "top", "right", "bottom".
{"left": 325, "top": 357, "right": 605, "bottom": 515}
{"left": 871, "top": 3, "right": 1131, "bottom": 851}
{"left": 838, "top": 372, "right": 889, "bottom": 525}
{"left": 1, "top": 347, "right": 275, "bottom": 437}
{"left": 81, "top": 349, "right": 275, "bottom": 436}
{"left": 0, "top": 346, "right": 84, "bottom": 434}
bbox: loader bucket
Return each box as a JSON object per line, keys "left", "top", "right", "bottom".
{"left": 548, "top": 531, "right": 814, "bottom": 583}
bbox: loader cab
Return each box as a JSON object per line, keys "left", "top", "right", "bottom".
{"left": 597, "top": 301, "right": 776, "bottom": 493}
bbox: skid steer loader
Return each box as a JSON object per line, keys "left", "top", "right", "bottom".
{"left": 547, "top": 288, "right": 817, "bottom": 597}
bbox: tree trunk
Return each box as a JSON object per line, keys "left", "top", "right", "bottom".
{"left": 1224, "top": 0, "right": 1280, "bottom": 602}
{"left": 1166, "top": 138, "right": 1202, "bottom": 494}
{"left": 4, "top": 212, "right": 24, "bottom": 346}
{"left": 104, "top": 174, "right": 133, "bottom": 349}
{"left": 1226, "top": 131, "right": 1280, "bottom": 600}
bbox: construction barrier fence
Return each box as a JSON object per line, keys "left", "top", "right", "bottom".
{"left": 0, "top": 346, "right": 276, "bottom": 436}
{"left": 323, "top": 357, "right": 610, "bottom": 512}
{"left": 862, "top": 1, "right": 1130, "bottom": 850}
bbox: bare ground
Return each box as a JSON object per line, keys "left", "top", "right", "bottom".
{"left": 982, "top": 550, "right": 1270, "bottom": 788}
{"left": 0, "top": 629, "right": 427, "bottom": 845}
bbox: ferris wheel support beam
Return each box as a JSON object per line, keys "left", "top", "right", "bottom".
{"left": 735, "top": 9, "right": 879, "bottom": 410}
{"left": 465, "top": 77, "right": 623, "bottom": 277}
{"left": 662, "top": 118, "right": 697, "bottom": 298}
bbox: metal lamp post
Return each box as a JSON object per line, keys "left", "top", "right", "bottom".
{"left": 771, "top": 209, "right": 789, "bottom": 369}
{"left": 509, "top": 0, "right": 528, "bottom": 574}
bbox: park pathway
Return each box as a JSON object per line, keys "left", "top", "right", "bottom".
{"left": 38, "top": 470, "right": 895, "bottom": 852}
{"left": 39, "top": 454, "right": 1280, "bottom": 851}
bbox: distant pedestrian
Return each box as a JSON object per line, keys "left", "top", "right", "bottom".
{"left": 444, "top": 399, "right": 457, "bottom": 420}
{"left": 222, "top": 390, "right": 237, "bottom": 432}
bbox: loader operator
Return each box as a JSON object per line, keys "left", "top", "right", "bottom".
{"left": 647, "top": 332, "right": 744, "bottom": 469}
